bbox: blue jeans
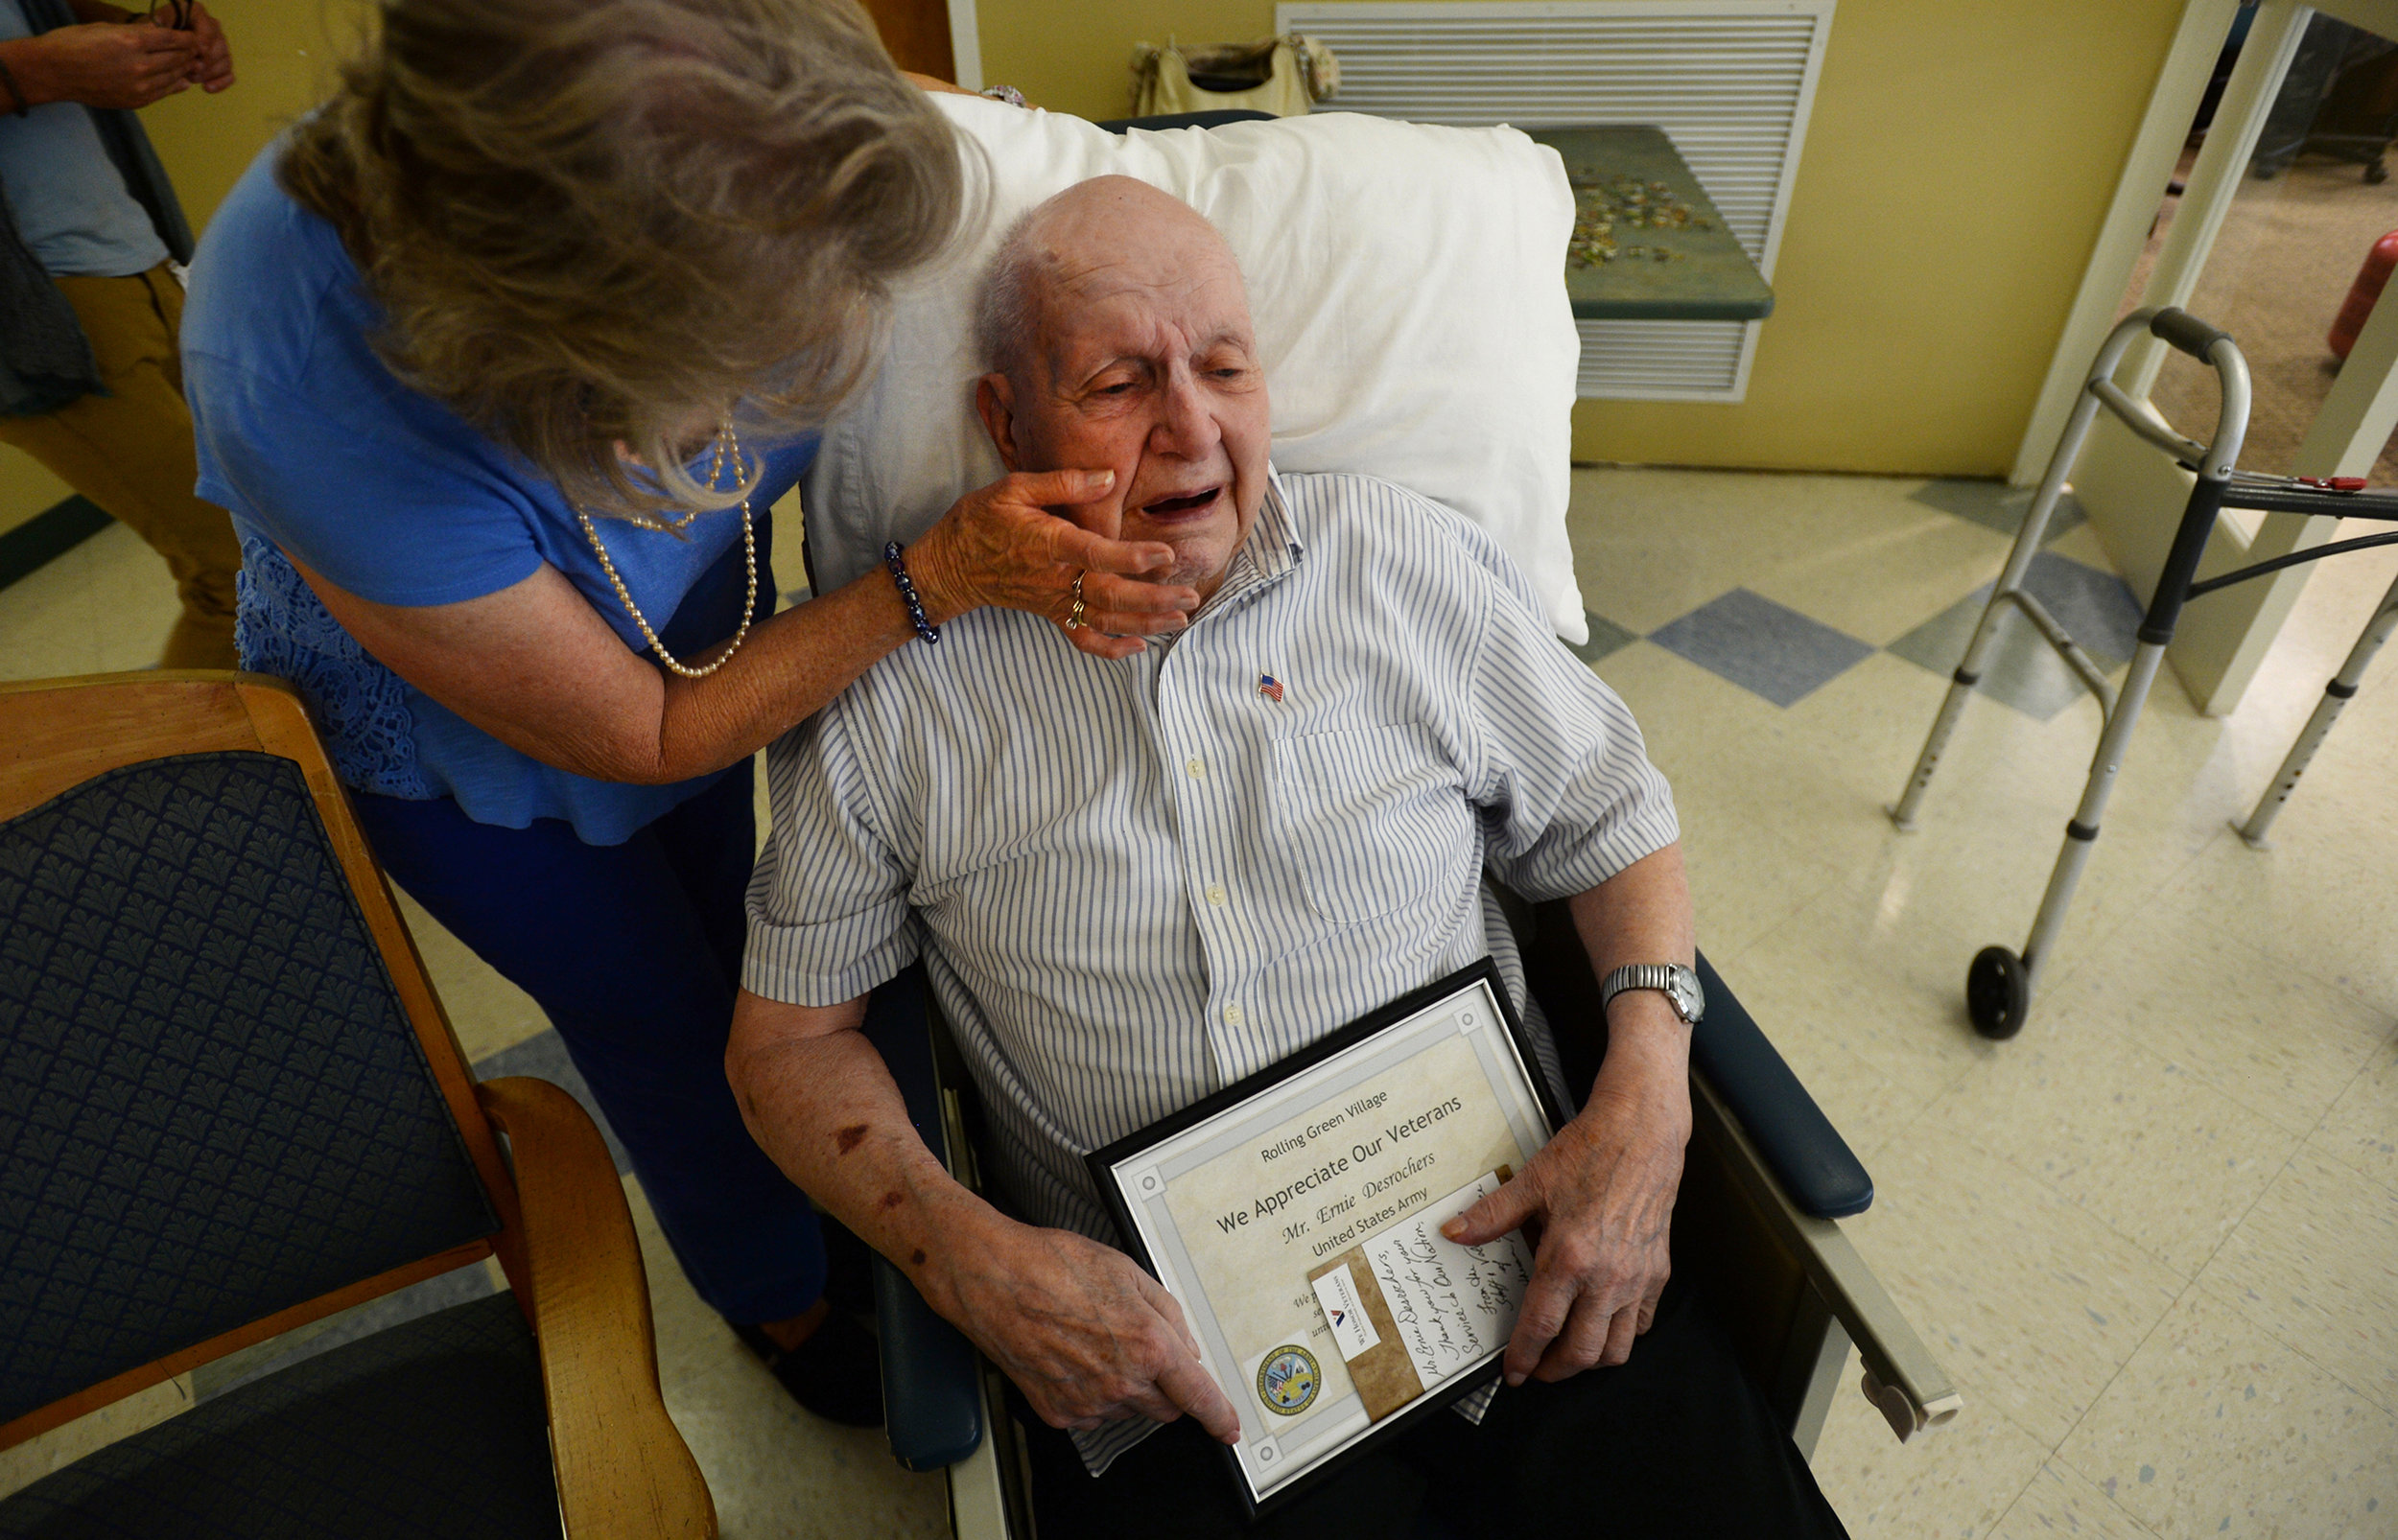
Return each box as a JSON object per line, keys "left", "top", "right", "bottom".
{"left": 352, "top": 762, "right": 822, "bottom": 1324}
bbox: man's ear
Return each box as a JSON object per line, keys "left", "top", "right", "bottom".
{"left": 976, "top": 375, "right": 1023, "bottom": 471}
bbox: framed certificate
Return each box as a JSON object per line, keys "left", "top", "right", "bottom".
{"left": 1088, "top": 959, "right": 1567, "bottom": 1517}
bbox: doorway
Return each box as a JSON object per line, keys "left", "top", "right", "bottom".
{"left": 2038, "top": 0, "right": 2398, "bottom": 714}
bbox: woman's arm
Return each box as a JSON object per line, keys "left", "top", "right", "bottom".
{"left": 295, "top": 468, "right": 1194, "bottom": 785}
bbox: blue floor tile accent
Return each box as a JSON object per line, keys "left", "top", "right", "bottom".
{"left": 1649, "top": 589, "right": 1874, "bottom": 708}
{"left": 1569, "top": 610, "right": 1640, "bottom": 665}
{"left": 1912, "top": 478, "right": 2087, "bottom": 543}
{"left": 473, "top": 1030, "right": 634, "bottom": 1177}
{"left": 2015, "top": 550, "right": 2145, "bottom": 666}
{"left": 1885, "top": 551, "right": 2143, "bottom": 721}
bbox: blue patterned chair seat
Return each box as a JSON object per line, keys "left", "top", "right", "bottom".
{"left": 0, "top": 1293, "right": 559, "bottom": 1540}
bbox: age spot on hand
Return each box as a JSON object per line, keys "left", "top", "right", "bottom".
{"left": 835, "top": 1123, "right": 870, "bottom": 1155}
{"left": 878, "top": 1190, "right": 904, "bottom": 1211}
{"left": 910, "top": 1248, "right": 928, "bottom": 1266}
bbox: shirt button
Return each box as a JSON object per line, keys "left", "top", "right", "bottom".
{"left": 1205, "top": 883, "right": 1228, "bottom": 906}
{"left": 1223, "top": 1003, "right": 1246, "bottom": 1026}
{"left": 1186, "top": 757, "right": 1207, "bottom": 780}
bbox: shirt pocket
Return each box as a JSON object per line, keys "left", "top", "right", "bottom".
{"left": 1269, "top": 724, "right": 1477, "bottom": 925}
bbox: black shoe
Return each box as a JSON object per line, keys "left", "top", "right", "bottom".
{"left": 818, "top": 1212, "right": 879, "bottom": 1318}
{"left": 732, "top": 1312, "right": 885, "bottom": 1429}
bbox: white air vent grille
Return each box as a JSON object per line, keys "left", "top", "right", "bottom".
{"left": 1276, "top": 1, "right": 1832, "bottom": 401}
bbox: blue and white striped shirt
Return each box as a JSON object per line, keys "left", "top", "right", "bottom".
{"left": 746, "top": 469, "right": 1678, "bottom": 1466}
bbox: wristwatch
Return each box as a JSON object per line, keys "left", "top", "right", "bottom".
{"left": 1598, "top": 963, "right": 1704, "bottom": 1026}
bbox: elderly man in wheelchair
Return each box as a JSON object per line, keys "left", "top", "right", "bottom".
{"left": 727, "top": 170, "right": 1853, "bottom": 1538}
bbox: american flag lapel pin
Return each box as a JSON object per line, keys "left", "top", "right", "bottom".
{"left": 1258, "top": 672, "right": 1284, "bottom": 702}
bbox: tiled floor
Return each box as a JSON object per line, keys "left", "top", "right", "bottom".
{"left": 3, "top": 466, "right": 2393, "bottom": 1538}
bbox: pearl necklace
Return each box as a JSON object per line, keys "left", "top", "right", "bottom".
{"left": 576, "top": 426, "right": 757, "bottom": 680}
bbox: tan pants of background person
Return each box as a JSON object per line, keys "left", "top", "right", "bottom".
{"left": 0, "top": 264, "right": 240, "bottom": 669}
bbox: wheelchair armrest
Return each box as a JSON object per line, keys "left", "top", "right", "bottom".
{"left": 871, "top": 1255, "right": 983, "bottom": 1472}
{"left": 859, "top": 969, "right": 985, "bottom": 1472}
{"left": 1691, "top": 954, "right": 1873, "bottom": 1220}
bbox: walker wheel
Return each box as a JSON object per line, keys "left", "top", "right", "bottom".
{"left": 1966, "top": 946, "right": 2029, "bottom": 1039}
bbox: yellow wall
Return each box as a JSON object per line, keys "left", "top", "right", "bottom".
{"left": 0, "top": 0, "right": 364, "bottom": 535}
{"left": 980, "top": 0, "right": 2189, "bottom": 478}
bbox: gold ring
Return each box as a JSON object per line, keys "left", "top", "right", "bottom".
{"left": 1065, "top": 596, "right": 1088, "bottom": 631}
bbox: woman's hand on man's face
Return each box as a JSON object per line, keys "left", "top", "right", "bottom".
{"left": 909, "top": 469, "right": 1201, "bottom": 661}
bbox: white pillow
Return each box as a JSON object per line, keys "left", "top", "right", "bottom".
{"left": 800, "top": 96, "right": 1589, "bottom": 644}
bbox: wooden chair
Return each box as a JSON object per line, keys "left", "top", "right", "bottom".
{"left": 0, "top": 672, "right": 714, "bottom": 1539}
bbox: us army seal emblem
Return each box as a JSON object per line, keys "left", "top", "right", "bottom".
{"left": 1256, "top": 1343, "right": 1321, "bottom": 1416}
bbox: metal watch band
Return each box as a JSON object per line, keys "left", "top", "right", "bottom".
{"left": 1597, "top": 962, "right": 1704, "bottom": 1025}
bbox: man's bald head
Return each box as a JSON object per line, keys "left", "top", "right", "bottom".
{"left": 968, "top": 175, "right": 1271, "bottom": 605}
{"left": 974, "top": 177, "right": 1244, "bottom": 384}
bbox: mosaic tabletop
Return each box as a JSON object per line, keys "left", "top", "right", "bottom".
{"left": 1528, "top": 126, "right": 1775, "bottom": 323}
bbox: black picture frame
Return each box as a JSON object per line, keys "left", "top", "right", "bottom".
{"left": 1086, "top": 957, "right": 1569, "bottom": 1520}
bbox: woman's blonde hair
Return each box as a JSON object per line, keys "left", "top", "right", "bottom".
{"left": 281, "top": 0, "right": 969, "bottom": 517}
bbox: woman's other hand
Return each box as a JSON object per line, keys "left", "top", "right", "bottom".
{"left": 908, "top": 469, "right": 1200, "bottom": 660}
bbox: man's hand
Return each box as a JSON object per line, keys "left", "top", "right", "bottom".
{"left": 159, "top": 1, "right": 232, "bottom": 92}
{"left": 5, "top": 21, "right": 196, "bottom": 108}
{"left": 927, "top": 1209, "right": 1243, "bottom": 1442}
{"left": 1441, "top": 997, "right": 1691, "bottom": 1386}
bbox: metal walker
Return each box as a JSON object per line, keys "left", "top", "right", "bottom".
{"left": 1889, "top": 307, "right": 2398, "bottom": 1038}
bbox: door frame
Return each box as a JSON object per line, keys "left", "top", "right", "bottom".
{"left": 2009, "top": 0, "right": 2245, "bottom": 488}
{"left": 947, "top": 0, "right": 984, "bottom": 89}
{"left": 2013, "top": 0, "right": 2398, "bottom": 712}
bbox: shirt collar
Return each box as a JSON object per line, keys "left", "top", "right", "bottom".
{"left": 1211, "top": 462, "right": 1304, "bottom": 601}
{"left": 1165, "top": 466, "right": 1305, "bottom": 640}
{"left": 1249, "top": 462, "right": 1305, "bottom": 575}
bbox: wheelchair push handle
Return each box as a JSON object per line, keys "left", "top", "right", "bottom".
{"left": 2148, "top": 307, "right": 2233, "bottom": 363}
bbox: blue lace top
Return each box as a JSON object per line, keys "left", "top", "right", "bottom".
{"left": 233, "top": 535, "right": 427, "bottom": 797}
{"left": 182, "top": 144, "right": 818, "bottom": 846}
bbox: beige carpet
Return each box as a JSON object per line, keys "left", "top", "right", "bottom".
{"left": 2123, "top": 145, "right": 2398, "bottom": 484}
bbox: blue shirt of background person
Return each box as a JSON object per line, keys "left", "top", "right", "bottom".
{"left": 182, "top": 147, "right": 816, "bottom": 846}
{"left": 0, "top": 0, "right": 169, "bottom": 276}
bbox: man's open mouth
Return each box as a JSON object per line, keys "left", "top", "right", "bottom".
{"left": 1142, "top": 487, "right": 1221, "bottom": 517}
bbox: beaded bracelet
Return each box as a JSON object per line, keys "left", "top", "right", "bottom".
{"left": 882, "top": 541, "right": 941, "bottom": 646}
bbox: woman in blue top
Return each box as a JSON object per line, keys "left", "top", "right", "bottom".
{"left": 180, "top": 0, "right": 1197, "bottom": 1425}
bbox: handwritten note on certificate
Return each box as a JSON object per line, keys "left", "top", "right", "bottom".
{"left": 1303, "top": 1170, "right": 1533, "bottom": 1421}
{"left": 1364, "top": 1173, "right": 1534, "bottom": 1389}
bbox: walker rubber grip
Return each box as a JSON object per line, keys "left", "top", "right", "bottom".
{"left": 2150, "top": 308, "right": 2231, "bottom": 361}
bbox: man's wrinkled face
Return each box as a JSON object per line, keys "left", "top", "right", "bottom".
{"left": 976, "top": 182, "right": 1271, "bottom": 600}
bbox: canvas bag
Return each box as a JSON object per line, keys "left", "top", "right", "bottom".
{"left": 1131, "top": 35, "right": 1339, "bottom": 118}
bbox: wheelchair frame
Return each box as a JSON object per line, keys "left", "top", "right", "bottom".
{"left": 859, "top": 945, "right": 1960, "bottom": 1538}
